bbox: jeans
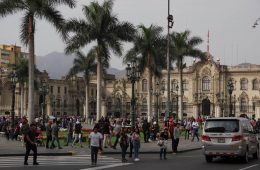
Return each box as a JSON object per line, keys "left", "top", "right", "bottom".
{"left": 113, "top": 133, "right": 120, "bottom": 148}
{"left": 46, "top": 135, "right": 53, "bottom": 148}
{"left": 72, "top": 133, "right": 82, "bottom": 146}
{"left": 192, "top": 129, "right": 199, "bottom": 141}
{"left": 91, "top": 146, "right": 99, "bottom": 164}
{"left": 185, "top": 129, "right": 190, "bottom": 140}
{"left": 129, "top": 141, "right": 133, "bottom": 157}
{"left": 24, "top": 143, "right": 37, "bottom": 164}
{"left": 66, "top": 133, "right": 73, "bottom": 145}
{"left": 133, "top": 140, "right": 140, "bottom": 158}
{"left": 160, "top": 148, "right": 166, "bottom": 159}
{"left": 50, "top": 135, "right": 61, "bottom": 148}
{"left": 121, "top": 145, "right": 128, "bottom": 160}
{"left": 172, "top": 138, "right": 179, "bottom": 153}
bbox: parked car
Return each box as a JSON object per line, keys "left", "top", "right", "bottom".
{"left": 202, "top": 117, "right": 259, "bottom": 163}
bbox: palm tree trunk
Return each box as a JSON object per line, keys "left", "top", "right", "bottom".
{"left": 147, "top": 69, "right": 152, "bottom": 122}
{"left": 28, "top": 15, "right": 35, "bottom": 124}
{"left": 179, "top": 64, "right": 183, "bottom": 121}
{"left": 20, "top": 83, "right": 24, "bottom": 118}
{"left": 96, "top": 53, "right": 102, "bottom": 121}
{"left": 85, "top": 81, "right": 89, "bottom": 123}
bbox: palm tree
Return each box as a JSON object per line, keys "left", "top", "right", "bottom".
{"left": 124, "top": 24, "right": 166, "bottom": 122}
{"left": 69, "top": 49, "right": 97, "bottom": 122}
{"left": 170, "top": 30, "right": 206, "bottom": 120}
{"left": 15, "top": 57, "right": 29, "bottom": 118}
{"left": 65, "top": 0, "right": 135, "bottom": 120}
{"left": 0, "top": 0, "right": 76, "bottom": 123}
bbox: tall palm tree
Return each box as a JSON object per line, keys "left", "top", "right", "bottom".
{"left": 124, "top": 24, "right": 166, "bottom": 122}
{"left": 69, "top": 49, "right": 98, "bottom": 122}
{"left": 15, "top": 57, "right": 29, "bottom": 118}
{"left": 0, "top": 0, "right": 76, "bottom": 123}
{"left": 170, "top": 30, "right": 205, "bottom": 120}
{"left": 65, "top": 0, "right": 135, "bottom": 120}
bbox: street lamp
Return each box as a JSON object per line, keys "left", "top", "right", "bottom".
{"left": 175, "top": 84, "right": 179, "bottom": 118}
{"left": 227, "top": 79, "right": 234, "bottom": 117}
{"left": 10, "top": 71, "right": 18, "bottom": 129}
{"left": 126, "top": 60, "right": 140, "bottom": 129}
{"left": 166, "top": 0, "right": 173, "bottom": 120}
{"left": 216, "top": 92, "right": 226, "bottom": 117}
{"left": 39, "top": 81, "right": 49, "bottom": 124}
{"left": 150, "top": 81, "right": 165, "bottom": 125}
{"left": 252, "top": 18, "right": 260, "bottom": 28}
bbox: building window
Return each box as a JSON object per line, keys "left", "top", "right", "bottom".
{"left": 240, "top": 98, "right": 247, "bottom": 112}
{"left": 142, "top": 79, "right": 147, "bottom": 92}
{"left": 126, "top": 102, "right": 131, "bottom": 111}
{"left": 107, "top": 102, "right": 112, "bottom": 110}
{"left": 162, "top": 102, "right": 166, "bottom": 110}
{"left": 183, "top": 80, "right": 188, "bottom": 91}
{"left": 91, "top": 89, "right": 94, "bottom": 97}
{"left": 57, "top": 99, "right": 60, "bottom": 108}
{"left": 142, "top": 98, "right": 147, "bottom": 111}
{"left": 252, "top": 79, "right": 258, "bottom": 90}
{"left": 202, "top": 76, "right": 210, "bottom": 91}
{"left": 240, "top": 78, "right": 248, "bottom": 90}
{"left": 64, "top": 100, "right": 67, "bottom": 108}
{"left": 162, "top": 79, "right": 166, "bottom": 90}
{"left": 64, "top": 87, "right": 67, "bottom": 94}
{"left": 50, "top": 86, "right": 53, "bottom": 93}
{"left": 183, "top": 102, "right": 187, "bottom": 111}
{"left": 57, "top": 86, "right": 60, "bottom": 93}
{"left": 171, "top": 80, "right": 178, "bottom": 91}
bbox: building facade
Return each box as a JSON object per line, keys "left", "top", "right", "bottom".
{"left": 1, "top": 45, "right": 260, "bottom": 120}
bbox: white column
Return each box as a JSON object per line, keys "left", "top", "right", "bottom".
{"left": 215, "top": 105, "right": 220, "bottom": 118}
{"left": 193, "top": 105, "right": 198, "bottom": 119}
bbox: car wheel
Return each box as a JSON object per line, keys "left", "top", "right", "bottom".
{"left": 205, "top": 155, "right": 213, "bottom": 163}
{"left": 242, "top": 150, "right": 249, "bottom": 163}
{"left": 253, "top": 146, "right": 259, "bottom": 159}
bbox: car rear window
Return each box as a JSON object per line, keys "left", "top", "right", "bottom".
{"left": 204, "top": 119, "right": 239, "bottom": 133}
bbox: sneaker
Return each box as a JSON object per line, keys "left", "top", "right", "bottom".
{"left": 134, "top": 158, "right": 140, "bottom": 161}
{"left": 58, "top": 147, "right": 63, "bottom": 149}
{"left": 33, "top": 162, "right": 39, "bottom": 165}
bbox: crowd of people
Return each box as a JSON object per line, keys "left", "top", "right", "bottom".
{"left": 1, "top": 114, "right": 260, "bottom": 166}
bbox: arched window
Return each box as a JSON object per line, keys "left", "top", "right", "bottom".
{"left": 240, "top": 98, "right": 247, "bottom": 112}
{"left": 240, "top": 78, "right": 248, "bottom": 90}
{"left": 142, "top": 79, "right": 147, "bottom": 92}
{"left": 252, "top": 79, "right": 258, "bottom": 90}
{"left": 202, "top": 76, "right": 210, "bottom": 91}
{"left": 183, "top": 80, "right": 188, "bottom": 91}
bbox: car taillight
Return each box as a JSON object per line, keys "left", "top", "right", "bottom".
{"left": 202, "top": 135, "right": 211, "bottom": 141}
{"left": 232, "top": 135, "right": 244, "bottom": 141}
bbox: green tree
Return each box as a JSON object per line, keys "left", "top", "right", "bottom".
{"left": 0, "top": 0, "right": 76, "bottom": 123}
{"left": 69, "top": 49, "right": 97, "bottom": 122}
{"left": 124, "top": 24, "right": 166, "bottom": 122}
{"left": 170, "top": 30, "right": 206, "bottom": 120}
{"left": 65, "top": 0, "right": 135, "bottom": 120}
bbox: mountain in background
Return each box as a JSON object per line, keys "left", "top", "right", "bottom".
{"left": 36, "top": 52, "right": 126, "bottom": 79}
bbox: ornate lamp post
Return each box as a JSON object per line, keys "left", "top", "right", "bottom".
{"left": 39, "top": 81, "right": 49, "bottom": 123}
{"left": 10, "top": 71, "right": 18, "bottom": 129}
{"left": 216, "top": 92, "right": 226, "bottom": 117}
{"left": 175, "top": 84, "right": 179, "bottom": 118}
{"left": 166, "top": 0, "right": 173, "bottom": 119}
{"left": 126, "top": 60, "right": 140, "bottom": 129}
{"left": 227, "top": 79, "right": 234, "bottom": 117}
{"left": 150, "top": 81, "right": 165, "bottom": 125}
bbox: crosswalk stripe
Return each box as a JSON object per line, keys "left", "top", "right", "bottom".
{"left": 0, "top": 154, "right": 125, "bottom": 168}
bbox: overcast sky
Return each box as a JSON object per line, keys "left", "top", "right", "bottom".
{"left": 0, "top": 0, "right": 260, "bottom": 69}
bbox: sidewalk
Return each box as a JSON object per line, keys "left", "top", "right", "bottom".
{"left": 0, "top": 136, "right": 201, "bottom": 156}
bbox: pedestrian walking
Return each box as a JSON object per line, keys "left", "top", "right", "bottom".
{"left": 50, "top": 119, "right": 62, "bottom": 149}
{"left": 142, "top": 119, "right": 149, "bottom": 143}
{"left": 191, "top": 120, "right": 200, "bottom": 142}
{"left": 172, "top": 123, "right": 180, "bottom": 154}
{"left": 24, "top": 123, "right": 39, "bottom": 165}
{"left": 132, "top": 128, "right": 141, "bottom": 161}
{"left": 64, "top": 118, "right": 73, "bottom": 146}
{"left": 112, "top": 121, "right": 121, "bottom": 149}
{"left": 102, "top": 118, "right": 111, "bottom": 148}
{"left": 119, "top": 128, "right": 129, "bottom": 163}
{"left": 45, "top": 120, "right": 53, "bottom": 148}
{"left": 128, "top": 128, "right": 134, "bottom": 158}
{"left": 158, "top": 128, "right": 169, "bottom": 160}
{"left": 89, "top": 127, "right": 103, "bottom": 166}
{"left": 72, "top": 120, "right": 83, "bottom": 147}
{"left": 184, "top": 119, "right": 191, "bottom": 140}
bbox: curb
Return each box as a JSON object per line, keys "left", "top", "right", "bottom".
{"left": 102, "top": 147, "right": 202, "bottom": 155}
{"left": 0, "top": 152, "right": 73, "bottom": 157}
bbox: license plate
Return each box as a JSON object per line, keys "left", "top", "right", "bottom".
{"left": 218, "top": 138, "right": 225, "bottom": 143}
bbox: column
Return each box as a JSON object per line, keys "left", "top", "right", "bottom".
{"left": 193, "top": 104, "right": 198, "bottom": 119}
{"left": 215, "top": 104, "right": 221, "bottom": 118}
{"left": 255, "top": 100, "right": 260, "bottom": 120}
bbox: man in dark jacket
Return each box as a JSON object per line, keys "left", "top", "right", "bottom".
{"left": 24, "top": 123, "right": 39, "bottom": 165}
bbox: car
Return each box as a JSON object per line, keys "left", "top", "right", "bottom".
{"left": 202, "top": 117, "right": 259, "bottom": 163}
